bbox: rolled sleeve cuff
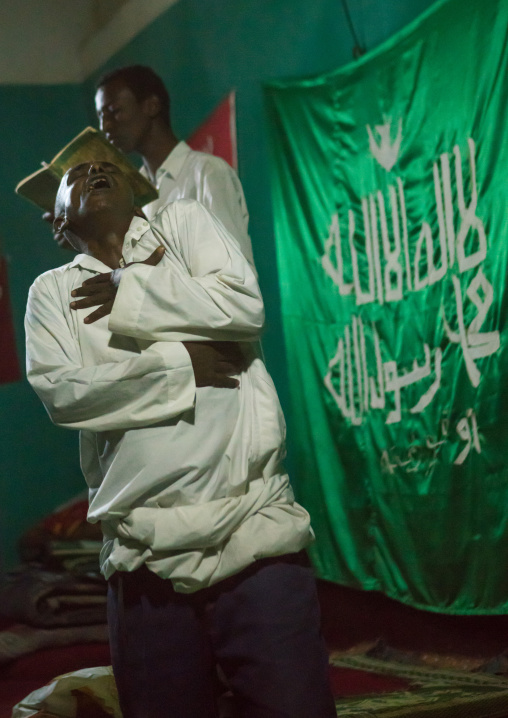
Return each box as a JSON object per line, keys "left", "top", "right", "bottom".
{"left": 108, "top": 264, "right": 150, "bottom": 337}
{"left": 153, "top": 341, "right": 196, "bottom": 414}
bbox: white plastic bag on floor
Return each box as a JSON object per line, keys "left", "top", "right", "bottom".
{"left": 11, "top": 665, "right": 121, "bottom": 717}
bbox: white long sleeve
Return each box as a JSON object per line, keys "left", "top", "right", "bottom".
{"left": 198, "top": 162, "right": 254, "bottom": 267}
{"left": 108, "top": 200, "right": 264, "bottom": 343}
{"left": 24, "top": 206, "right": 312, "bottom": 593}
{"left": 25, "top": 274, "right": 195, "bottom": 432}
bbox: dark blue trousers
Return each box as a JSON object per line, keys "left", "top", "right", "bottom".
{"left": 107, "top": 554, "right": 337, "bottom": 717}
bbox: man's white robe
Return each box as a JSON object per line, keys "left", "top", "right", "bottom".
{"left": 25, "top": 200, "right": 312, "bottom": 593}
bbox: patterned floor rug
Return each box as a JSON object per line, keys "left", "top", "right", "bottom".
{"left": 331, "top": 654, "right": 508, "bottom": 717}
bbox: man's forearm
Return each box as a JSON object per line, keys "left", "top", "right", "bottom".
{"left": 27, "top": 342, "right": 195, "bottom": 432}
{"left": 108, "top": 262, "right": 264, "bottom": 343}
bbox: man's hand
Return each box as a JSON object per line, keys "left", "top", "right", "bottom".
{"left": 70, "top": 246, "right": 165, "bottom": 324}
{"left": 183, "top": 341, "right": 248, "bottom": 388}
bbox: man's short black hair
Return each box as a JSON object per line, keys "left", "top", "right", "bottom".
{"left": 95, "top": 65, "right": 171, "bottom": 126}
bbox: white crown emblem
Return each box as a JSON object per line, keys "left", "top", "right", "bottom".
{"left": 366, "top": 118, "right": 402, "bottom": 171}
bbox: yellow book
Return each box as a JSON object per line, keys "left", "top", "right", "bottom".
{"left": 15, "top": 126, "right": 158, "bottom": 213}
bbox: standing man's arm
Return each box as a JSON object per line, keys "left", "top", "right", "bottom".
{"left": 198, "top": 160, "right": 255, "bottom": 269}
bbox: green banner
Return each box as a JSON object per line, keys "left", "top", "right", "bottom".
{"left": 265, "top": 0, "right": 508, "bottom": 613}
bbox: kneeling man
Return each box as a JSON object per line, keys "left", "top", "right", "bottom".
{"left": 25, "top": 160, "right": 336, "bottom": 718}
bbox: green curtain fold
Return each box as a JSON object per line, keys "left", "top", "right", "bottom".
{"left": 264, "top": 0, "right": 508, "bottom": 613}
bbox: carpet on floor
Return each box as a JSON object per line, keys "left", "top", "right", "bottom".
{"left": 4, "top": 650, "right": 508, "bottom": 717}
{"left": 331, "top": 653, "right": 508, "bottom": 717}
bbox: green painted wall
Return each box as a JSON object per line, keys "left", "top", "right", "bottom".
{"left": 0, "top": 0, "right": 435, "bottom": 572}
{"left": 0, "top": 86, "right": 91, "bottom": 572}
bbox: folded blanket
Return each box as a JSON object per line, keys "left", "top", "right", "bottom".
{"left": 0, "top": 623, "right": 108, "bottom": 665}
{"left": 19, "top": 496, "right": 102, "bottom": 567}
{"left": 0, "top": 568, "right": 107, "bottom": 627}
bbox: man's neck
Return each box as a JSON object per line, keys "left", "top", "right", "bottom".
{"left": 139, "top": 124, "right": 179, "bottom": 183}
{"left": 80, "top": 215, "right": 134, "bottom": 269}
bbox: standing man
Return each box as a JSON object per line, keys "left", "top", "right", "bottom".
{"left": 25, "top": 159, "right": 336, "bottom": 718}
{"left": 94, "top": 64, "right": 255, "bottom": 268}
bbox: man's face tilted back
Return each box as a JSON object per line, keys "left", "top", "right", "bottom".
{"left": 53, "top": 161, "right": 136, "bottom": 248}
{"left": 95, "top": 80, "right": 153, "bottom": 155}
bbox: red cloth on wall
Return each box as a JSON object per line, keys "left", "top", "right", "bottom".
{"left": 187, "top": 92, "right": 238, "bottom": 170}
{"left": 0, "top": 256, "right": 21, "bottom": 384}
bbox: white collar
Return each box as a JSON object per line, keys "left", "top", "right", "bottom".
{"left": 65, "top": 215, "right": 151, "bottom": 272}
{"left": 152, "top": 141, "right": 192, "bottom": 182}
{"left": 125, "top": 215, "right": 151, "bottom": 243}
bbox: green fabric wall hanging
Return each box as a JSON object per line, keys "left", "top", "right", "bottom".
{"left": 265, "top": 0, "right": 508, "bottom": 613}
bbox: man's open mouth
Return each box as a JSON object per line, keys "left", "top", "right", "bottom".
{"left": 87, "top": 174, "right": 112, "bottom": 192}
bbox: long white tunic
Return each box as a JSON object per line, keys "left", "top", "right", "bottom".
{"left": 140, "top": 141, "right": 255, "bottom": 269}
{"left": 25, "top": 201, "right": 312, "bottom": 593}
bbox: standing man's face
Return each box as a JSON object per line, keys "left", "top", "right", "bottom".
{"left": 95, "top": 80, "right": 151, "bottom": 154}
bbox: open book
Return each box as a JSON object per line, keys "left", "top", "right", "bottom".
{"left": 15, "top": 126, "right": 158, "bottom": 212}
